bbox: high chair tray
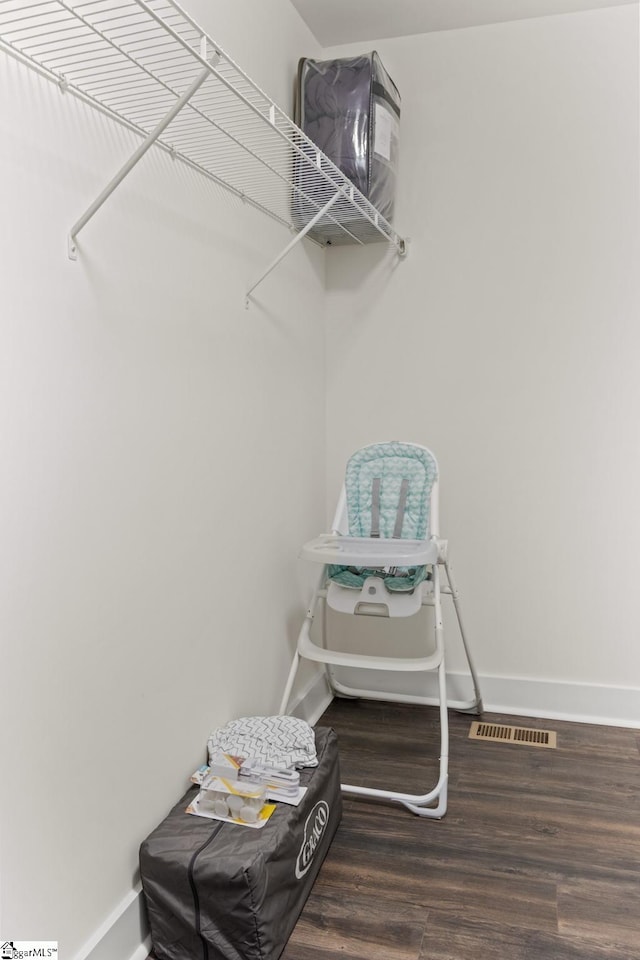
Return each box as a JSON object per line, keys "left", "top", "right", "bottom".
{"left": 301, "top": 535, "right": 438, "bottom": 566}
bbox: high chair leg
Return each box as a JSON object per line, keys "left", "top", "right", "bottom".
{"left": 443, "top": 559, "right": 484, "bottom": 715}
{"left": 339, "top": 563, "right": 449, "bottom": 818}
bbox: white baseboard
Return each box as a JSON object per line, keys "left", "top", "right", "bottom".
{"left": 475, "top": 673, "right": 640, "bottom": 728}
{"left": 331, "top": 667, "right": 640, "bottom": 729}
{"left": 72, "top": 883, "right": 149, "bottom": 960}
{"left": 277, "top": 662, "right": 640, "bottom": 730}
{"left": 288, "top": 669, "right": 333, "bottom": 726}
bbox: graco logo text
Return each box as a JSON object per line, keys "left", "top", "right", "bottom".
{"left": 1, "top": 944, "right": 58, "bottom": 959}
{"left": 295, "top": 800, "right": 329, "bottom": 879}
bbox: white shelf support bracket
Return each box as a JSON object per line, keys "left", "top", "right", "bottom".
{"left": 245, "top": 192, "right": 340, "bottom": 303}
{"left": 67, "top": 64, "right": 211, "bottom": 260}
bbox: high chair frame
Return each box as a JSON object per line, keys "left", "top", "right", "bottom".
{"left": 280, "top": 442, "right": 483, "bottom": 819}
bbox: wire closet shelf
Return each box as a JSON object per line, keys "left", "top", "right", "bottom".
{"left": 0, "top": 0, "right": 406, "bottom": 290}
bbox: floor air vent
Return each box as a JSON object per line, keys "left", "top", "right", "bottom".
{"left": 469, "top": 721, "right": 557, "bottom": 749}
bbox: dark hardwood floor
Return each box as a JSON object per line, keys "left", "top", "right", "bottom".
{"left": 281, "top": 699, "right": 640, "bottom": 960}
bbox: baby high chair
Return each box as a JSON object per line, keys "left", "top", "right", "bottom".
{"left": 280, "top": 441, "right": 483, "bottom": 818}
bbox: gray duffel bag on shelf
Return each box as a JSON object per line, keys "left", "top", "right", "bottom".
{"left": 293, "top": 51, "right": 401, "bottom": 243}
{"left": 140, "top": 726, "right": 342, "bottom": 960}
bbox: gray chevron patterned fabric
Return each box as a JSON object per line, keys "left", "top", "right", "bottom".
{"left": 207, "top": 715, "right": 318, "bottom": 768}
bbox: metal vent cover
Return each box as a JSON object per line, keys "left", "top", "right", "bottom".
{"left": 469, "top": 721, "right": 557, "bottom": 749}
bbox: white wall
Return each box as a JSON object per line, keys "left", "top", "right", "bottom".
{"left": 2, "top": 1, "right": 638, "bottom": 952}
{"left": 0, "top": 0, "right": 323, "bottom": 952}
{"left": 323, "top": 6, "right": 640, "bottom": 714}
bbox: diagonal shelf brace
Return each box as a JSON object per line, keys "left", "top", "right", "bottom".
{"left": 68, "top": 60, "right": 212, "bottom": 260}
{"left": 245, "top": 192, "right": 340, "bottom": 303}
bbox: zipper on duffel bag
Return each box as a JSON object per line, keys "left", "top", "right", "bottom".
{"left": 188, "top": 821, "right": 225, "bottom": 960}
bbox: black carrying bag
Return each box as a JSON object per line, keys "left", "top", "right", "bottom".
{"left": 140, "top": 727, "right": 342, "bottom": 960}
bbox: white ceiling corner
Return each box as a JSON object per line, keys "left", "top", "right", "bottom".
{"left": 289, "top": 0, "right": 637, "bottom": 47}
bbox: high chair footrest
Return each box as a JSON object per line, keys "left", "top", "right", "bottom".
{"left": 298, "top": 628, "right": 442, "bottom": 672}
